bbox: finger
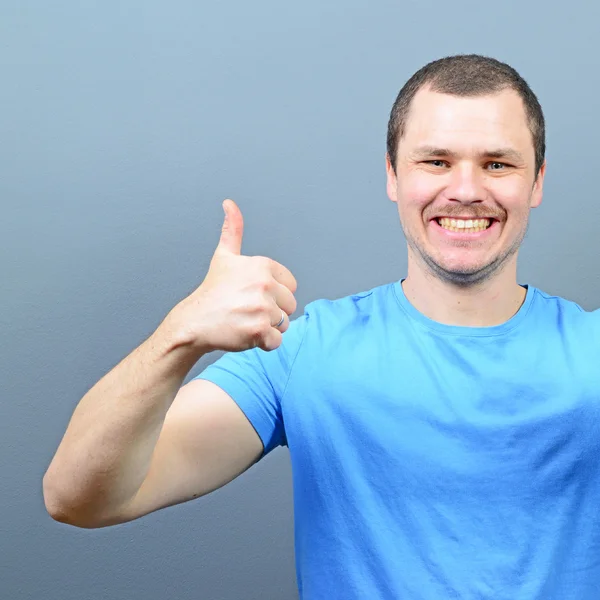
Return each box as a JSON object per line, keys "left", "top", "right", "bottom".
{"left": 269, "top": 259, "right": 297, "bottom": 293}
{"left": 216, "top": 199, "right": 244, "bottom": 256}
{"left": 271, "top": 280, "right": 297, "bottom": 317}
{"left": 259, "top": 327, "right": 283, "bottom": 352}
{"left": 257, "top": 306, "right": 288, "bottom": 352}
{"left": 270, "top": 306, "right": 289, "bottom": 332}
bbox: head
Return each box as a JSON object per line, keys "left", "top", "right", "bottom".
{"left": 386, "top": 54, "right": 546, "bottom": 287}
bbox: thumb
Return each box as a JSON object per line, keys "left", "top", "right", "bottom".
{"left": 217, "top": 199, "right": 244, "bottom": 255}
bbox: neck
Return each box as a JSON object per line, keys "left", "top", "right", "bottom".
{"left": 402, "top": 261, "right": 526, "bottom": 328}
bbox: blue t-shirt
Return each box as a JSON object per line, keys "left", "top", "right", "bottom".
{"left": 193, "top": 280, "right": 600, "bottom": 599}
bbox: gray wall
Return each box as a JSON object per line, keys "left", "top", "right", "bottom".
{"left": 3, "top": 1, "right": 600, "bottom": 598}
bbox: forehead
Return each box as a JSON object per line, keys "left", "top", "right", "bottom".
{"left": 401, "top": 87, "right": 533, "bottom": 156}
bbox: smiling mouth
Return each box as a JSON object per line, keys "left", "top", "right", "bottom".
{"left": 434, "top": 217, "right": 495, "bottom": 233}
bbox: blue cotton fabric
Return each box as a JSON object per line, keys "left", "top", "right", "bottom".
{"left": 193, "top": 280, "right": 600, "bottom": 599}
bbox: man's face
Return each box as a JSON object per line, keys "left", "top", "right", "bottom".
{"left": 386, "top": 87, "right": 545, "bottom": 286}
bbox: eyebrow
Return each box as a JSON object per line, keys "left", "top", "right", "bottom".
{"left": 410, "top": 146, "right": 526, "bottom": 164}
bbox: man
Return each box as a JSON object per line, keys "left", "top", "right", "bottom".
{"left": 43, "top": 54, "right": 600, "bottom": 598}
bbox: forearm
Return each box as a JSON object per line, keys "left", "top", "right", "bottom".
{"left": 43, "top": 313, "right": 204, "bottom": 526}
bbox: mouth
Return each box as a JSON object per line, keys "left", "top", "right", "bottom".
{"left": 430, "top": 216, "right": 500, "bottom": 239}
{"left": 433, "top": 217, "right": 496, "bottom": 233}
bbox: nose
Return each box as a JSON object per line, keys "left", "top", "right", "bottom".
{"left": 444, "top": 162, "right": 485, "bottom": 204}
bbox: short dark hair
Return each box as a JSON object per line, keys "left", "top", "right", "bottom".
{"left": 386, "top": 54, "right": 546, "bottom": 177}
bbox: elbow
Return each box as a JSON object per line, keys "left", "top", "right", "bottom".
{"left": 42, "top": 473, "right": 106, "bottom": 529}
{"left": 42, "top": 472, "right": 67, "bottom": 520}
{"left": 42, "top": 473, "right": 80, "bottom": 526}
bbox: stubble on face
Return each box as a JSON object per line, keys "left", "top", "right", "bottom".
{"left": 401, "top": 212, "right": 530, "bottom": 287}
{"left": 388, "top": 87, "right": 544, "bottom": 289}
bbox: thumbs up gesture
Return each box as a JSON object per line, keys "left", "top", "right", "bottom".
{"left": 169, "top": 200, "right": 298, "bottom": 354}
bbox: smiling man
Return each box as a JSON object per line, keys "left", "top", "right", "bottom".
{"left": 45, "top": 55, "right": 600, "bottom": 599}
{"left": 386, "top": 63, "right": 546, "bottom": 327}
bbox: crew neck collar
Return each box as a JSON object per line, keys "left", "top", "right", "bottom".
{"left": 392, "top": 278, "right": 536, "bottom": 337}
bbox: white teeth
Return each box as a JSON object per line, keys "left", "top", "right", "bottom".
{"left": 437, "top": 217, "right": 491, "bottom": 232}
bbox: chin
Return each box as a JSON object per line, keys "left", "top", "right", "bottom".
{"left": 426, "top": 257, "right": 499, "bottom": 286}
{"left": 438, "top": 259, "right": 485, "bottom": 274}
{"left": 431, "top": 252, "right": 488, "bottom": 274}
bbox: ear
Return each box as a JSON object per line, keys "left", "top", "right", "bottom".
{"left": 386, "top": 153, "right": 398, "bottom": 202}
{"left": 530, "top": 160, "right": 546, "bottom": 209}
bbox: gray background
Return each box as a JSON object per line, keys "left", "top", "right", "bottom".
{"left": 3, "top": 1, "right": 600, "bottom": 598}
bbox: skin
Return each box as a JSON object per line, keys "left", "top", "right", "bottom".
{"left": 386, "top": 86, "right": 547, "bottom": 327}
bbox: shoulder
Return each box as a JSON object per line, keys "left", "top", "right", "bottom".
{"left": 301, "top": 281, "right": 394, "bottom": 325}
{"left": 292, "top": 281, "right": 395, "bottom": 354}
{"left": 531, "top": 286, "right": 600, "bottom": 337}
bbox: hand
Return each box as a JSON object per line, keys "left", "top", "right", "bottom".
{"left": 169, "top": 199, "right": 298, "bottom": 353}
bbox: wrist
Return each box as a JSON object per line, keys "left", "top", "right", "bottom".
{"left": 157, "top": 305, "right": 214, "bottom": 358}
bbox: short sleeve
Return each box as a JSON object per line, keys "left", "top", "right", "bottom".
{"left": 192, "top": 314, "right": 309, "bottom": 457}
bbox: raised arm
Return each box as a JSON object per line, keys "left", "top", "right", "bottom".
{"left": 42, "top": 200, "right": 297, "bottom": 528}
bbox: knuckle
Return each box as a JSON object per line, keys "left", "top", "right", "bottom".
{"left": 246, "top": 298, "right": 265, "bottom": 314}
{"left": 243, "top": 292, "right": 268, "bottom": 315}
{"left": 248, "top": 316, "right": 271, "bottom": 338}
{"left": 256, "top": 277, "right": 272, "bottom": 293}
{"left": 248, "top": 328, "right": 263, "bottom": 347}
{"left": 253, "top": 255, "right": 272, "bottom": 272}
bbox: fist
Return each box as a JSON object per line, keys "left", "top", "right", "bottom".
{"left": 171, "top": 199, "right": 298, "bottom": 353}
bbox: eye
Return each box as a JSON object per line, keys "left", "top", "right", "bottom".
{"left": 424, "top": 160, "right": 449, "bottom": 168}
{"left": 487, "top": 161, "right": 509, "bottom": 171}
